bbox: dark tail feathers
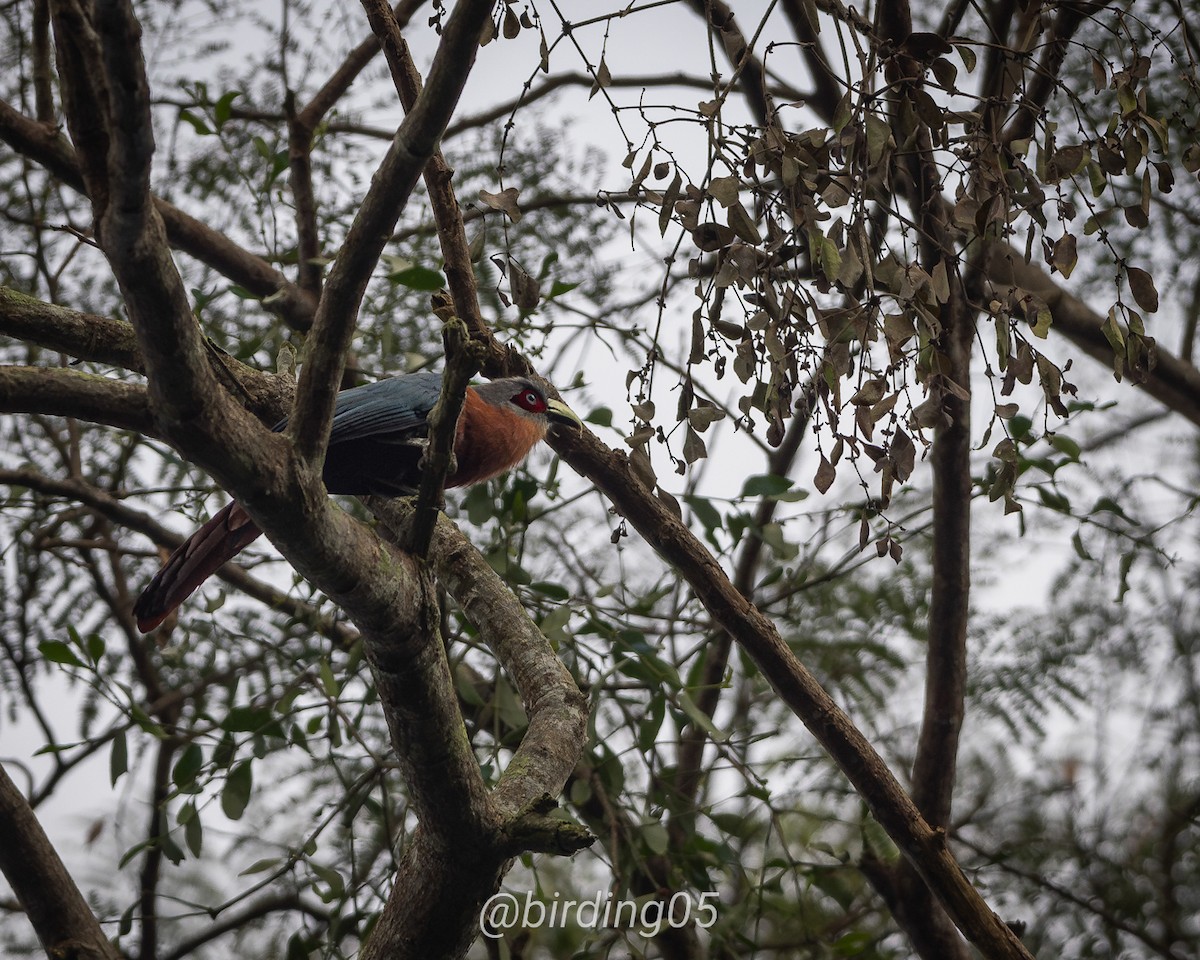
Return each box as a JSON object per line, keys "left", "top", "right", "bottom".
{"left": 133, "top": 502, "right": 263, "bottom": 632}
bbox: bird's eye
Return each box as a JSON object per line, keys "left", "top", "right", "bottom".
{"left": 513, "top": 388, "right": 547, "bottom": 413}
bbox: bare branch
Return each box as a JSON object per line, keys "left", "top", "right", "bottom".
{"left": 286, "top": 88, "right": 324, "bottom": 297}
{"left": 288, "top": 0, "right": 495, "bottom": 470}
{"left": 406, "top": 319, "right": 479, "bottom": 556}
{"left": 0, "top": 763, "right": 121, "bottom": 960}
{"left": 0, "top": 364, "right": 155, "bottom": 434}
{"left": 0, "top": 285, "right": 144, "bottom": 372}
{"left": 1000, "top": 2, "right": 1097, "bottom": 147}
{"left": 295, "top": 0, "right": 425, "bottom": 131}
{"left": 159, "top": 893, "right": 331, "bottom": 960}
{"left": 779, "top": 0, "right": 843, "bottom": 119}
{"left": 362, "top": 0, "right": 491, "bottom": 343}
{"left": 0, "top": 285, "right": 296, "bottom": 421}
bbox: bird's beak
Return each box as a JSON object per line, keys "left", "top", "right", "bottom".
{"left": 547, "top": 398, "right": 583, "bottom": 431}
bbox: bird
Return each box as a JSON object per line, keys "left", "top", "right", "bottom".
{"left": 133, "top": 371, "right": 582, "bottom": 632}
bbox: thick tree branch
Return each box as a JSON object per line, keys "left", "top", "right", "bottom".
{"left": 43, "top": 25, "right": 514, "bottom": 950}
{"left": 360, "top": 501, "right": 591, "bottom": 960}
{"left": 425, "top": 512, "right": 589, "bottom": 820}
{"left": 0, "top": 364, "right": 155, "bottom": 434}
{"left": 50, "top": 0, "right": 247, "bottom": 456}
{"left": 0, "top": 763, "right": 122, "bottom": 960}
{"left": 545, "top": 430, "right": 1029, "bottom": 958}
{"left": 289, "top": 0, "right": 494, "bottom": 471}
{"left": 0, "top": 285, "right": 144, "bottom": 371}
{"left": 0, "top": 287, "right": 295, "bottom": 422}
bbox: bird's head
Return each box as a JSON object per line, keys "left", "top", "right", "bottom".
{"left": 474, "top": 377, "right": 583, "bottom": 433}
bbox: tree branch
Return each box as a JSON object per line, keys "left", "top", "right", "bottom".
{"left": 0, "top": 98, "right": 318, "bottom": 331}
{"left": 984, "top": 241, "right": 1200, "bottom": 429}
{"left": 0, "top": 284, "right": 144, "bottom": 371}
{"left": 359, "top": 501, "right": 591, "bottom": 960}
{"left": 0, "top": 364, "right": 155, "bottom": 434}
{"left": 0, "top": 467, "right": 360, "bottom": 647}
{"left": 1000, "top": 1, "right": 1097, "bottom": 147}
{"left": 0, "top": 762, "right": 121, "bottom": 960}
{"left": 288, "top": 0, "right": 494, "bottom": 471}
{"left": 158, "top": 892, "right": 331, "bottom": 960}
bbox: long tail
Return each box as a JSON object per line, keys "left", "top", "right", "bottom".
{"left": 134, "top": 501, "right": 263, "bottom": 632}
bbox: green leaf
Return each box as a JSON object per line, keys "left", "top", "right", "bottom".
{"left": 1093, "top": 496, "right": 1137, "bottom": 523}
{"left": 833, "top": 931, "right": 874, "bottom": 955}
{"left": 161, "top": 834, "right": 186, "bottom": 865}
{"left": 530, "top": 580, "right": 570, "bottom": 601}
{"left": 239, "top": 857, "right": 281, "bottom": 877}
{"left": 110, "top": 730, "right": 128, "bottom": 786}
{"left": 641, "top": 821, "right": 670, "bottom": 856}
{"left": 213, "top": 90, "right": 241, "bottom": 128}
{"left": 172, "top": 742, "right": 204, "bottom": 791}
{"left": 387, "top": 265, "right": 446, "bottom": 290}
{"left": 309, "top": 861, "right": 345, "bottom": 902}
{"left": 318, "top": 658, "right": 339, "bottom": 698}
{"left": 180, "top": 801, "right": 203, "bottom": 857}
{"left": 1047, "top": 434, "right": 1081, "bottom": 460}
{"left": 586, "top": 406, "right": 613, "bottom": 427}
{"left": 637, "top": 694, "right": 665, "bottom": 753}
{"left": 539, "top": 601, "right": 571, "bottom": 632}
{"left": 683, "top": 495, "right": 723, "bottom": 535}
{"left": 740, "top": 474, "right": 793, "bottom": 498}
{"left": 677, "top": 690, "right": 728, "bottom": 742}
{"left": 222, "top": 705, "right": 273, "bottom": 733}
{"left": 1116, "top": 551, "right": 1135, "bottom": 602}
{"left": 118, "top": 839, "right": 151, "bottom": 869}
{"left": 118, "top": 903, "right": 136, "bottom": 936}
{"left": 130, "top": 705, "right": 166, "bottom": 739}
{"left": 1031, "top": 306, "right": 1052, "bottom": 338}
{"left": 39, "top": 640, "right": 83, "bottom": 668}
{"left": 178, "top": 109, "right": 213, "bottom": 135}
{"left": 221, "top": 761, "right": 254, "bottom": 820}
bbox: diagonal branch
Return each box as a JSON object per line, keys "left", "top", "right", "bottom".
{"left": 0, "top": 763, "right": 121, "bottom": 960}
{"left": 288, "top": 0, "right": 495, "bottom": 471}
{"left": 1000, "top": 1, "right": 1097, "bottom": 147}
{"left": 362, "top": 0, "right": 490, "bottom": 339}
